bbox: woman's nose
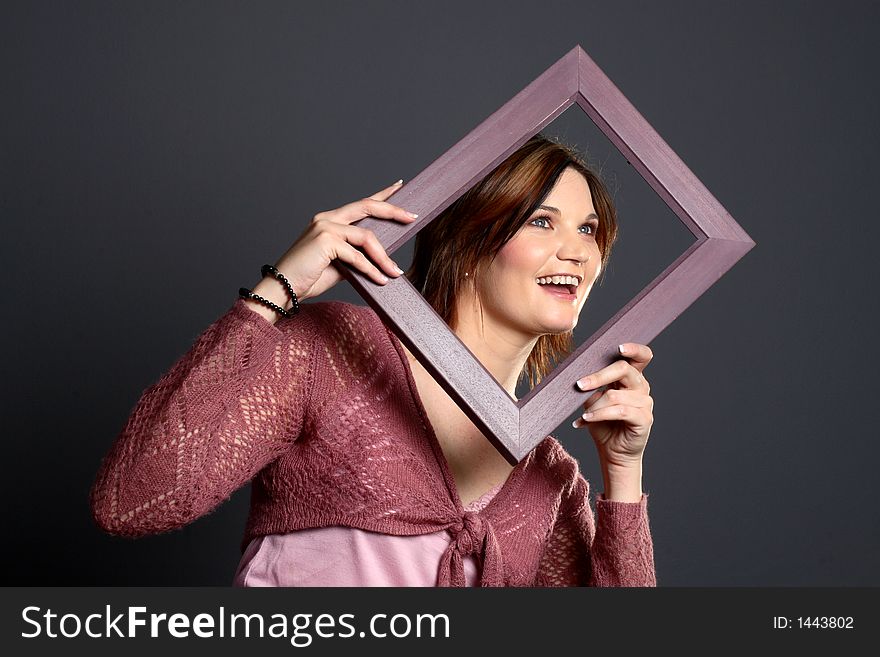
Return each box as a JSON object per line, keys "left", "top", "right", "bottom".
{"left": 557, "top": 230, "right": 593, "bottom": 263}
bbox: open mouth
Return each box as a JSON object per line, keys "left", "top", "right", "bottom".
{"left": 537, "top": 282, "right": 578, "bottom": 298}
{"left": 541, "top": 283, "right": 577, "bottom": 294}
{"left": 535, "top": 275, "right": 581, "bottom": 297}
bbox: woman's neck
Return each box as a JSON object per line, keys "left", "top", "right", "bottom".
{"left": 446, "top": 294, "right": 538, "bottom": 400}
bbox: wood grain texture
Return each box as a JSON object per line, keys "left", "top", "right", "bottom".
{"left": 333, "top": 45, "right": 755, "bottom": 464}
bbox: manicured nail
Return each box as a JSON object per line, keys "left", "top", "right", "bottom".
{"left": 577, "top": 378, "right": 590, "bottom": 390}
{"left": 393, "top": 179, "right": 404, "bottom": 186}
{"left": 571, "top": 419, "right": 580, "bottom": 428}
{"left": 394, "top": 266, "right": 404, "bottom": 275}
{"left": 406, "top": 211, "right": 419, "bottom": 218}
{"left": 582, "top": 411, "right": 594, "bottom": 420}
{"left": 618, "top": 344, "right": 627, "bottom": 354}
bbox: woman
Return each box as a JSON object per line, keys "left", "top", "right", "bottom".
{"left": 90, "top": 134, "right": 657, "bottom": 587}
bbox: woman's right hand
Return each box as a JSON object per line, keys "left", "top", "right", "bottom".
{"left": 273, "top": 179, "right": 418, "bottom": 303}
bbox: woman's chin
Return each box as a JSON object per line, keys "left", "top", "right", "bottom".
{"left": 537, "top": 315, "right": 578, "bottom": 335}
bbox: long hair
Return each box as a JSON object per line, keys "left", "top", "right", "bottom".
{"left": 405, "top": 134, "right": 619, "bottom": 390}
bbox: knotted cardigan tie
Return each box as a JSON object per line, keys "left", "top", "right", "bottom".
{"left": 437, "top": 510, "right": 504, "bottom": 587}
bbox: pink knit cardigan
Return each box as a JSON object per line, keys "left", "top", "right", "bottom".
{"left": 89, "top": 297, "right": 656, "bottom": 587}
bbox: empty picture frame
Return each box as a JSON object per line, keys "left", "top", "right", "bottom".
{"left": 333, "top": 44, "right": 755, "bottom": 465}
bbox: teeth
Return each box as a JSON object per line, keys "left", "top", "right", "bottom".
{"left": 536, "top": 275, "right": 579, "bottom": 286}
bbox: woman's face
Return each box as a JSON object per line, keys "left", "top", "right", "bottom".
{"left": 474, "top": 166, "right": 602, "bottom": 337}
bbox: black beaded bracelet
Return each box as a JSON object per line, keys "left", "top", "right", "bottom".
{"left": 260, "top": 264, "right": 300, "bottom": 315}
{"left": 238, "top": 264, "right": 300, "bottom": 319}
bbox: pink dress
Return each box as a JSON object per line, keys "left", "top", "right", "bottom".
{"left": 233, "top": 484, "right": 502, "bottom": 587}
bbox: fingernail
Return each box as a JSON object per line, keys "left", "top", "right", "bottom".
{"left": 571, "top": 419, "right": 580, "bottom": 428}
{"left": 577, "top": 378, "right": 590, "bottom": 390}
{"left": 406, "top": 211, "right": 419, "bottom": 218}
{"left": 618, "top": 344, "right": 626, "bottom": 354}
{"left": 380, "top": 274, "right": 389, "bottom": 283}
{"left": 394, "top": 266, "right": 404, "bottom": 275}
{"left": 582, "top": 411, "right": 594, "bottom": 420}
{"left": 393, "top": 179, "right": 404, "bottom": 186}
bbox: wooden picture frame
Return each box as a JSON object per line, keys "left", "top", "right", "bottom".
{"left": 333, "top": 45, "right": 755, "bottom": 464}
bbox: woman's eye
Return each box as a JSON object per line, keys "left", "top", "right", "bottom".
{"left": 530, "top": 216, "right": 597, "bottom": 235}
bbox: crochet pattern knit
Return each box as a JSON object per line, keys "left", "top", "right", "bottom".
{"left": 90, "top": 297, "right": 656, "bottom": 586}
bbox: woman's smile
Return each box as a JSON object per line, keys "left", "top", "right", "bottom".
{"left": 538, "top": 282, "right": 579, "bottom": 302}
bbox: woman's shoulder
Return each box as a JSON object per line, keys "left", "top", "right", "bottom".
{"left": 275, "top": 299, "right": 382, "bottom": 339}
{"left": 533, "top": 434, "right": 578, "bottom": 467}
{"left": 529, "top": 435, "right": 586, "bottom": 494}
{"left": 273, "top": 299, "right": 394, "bottom": 366}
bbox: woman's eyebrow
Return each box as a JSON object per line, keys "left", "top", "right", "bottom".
{"left": 537, "top": 204, "right": 598, "bottom": 221}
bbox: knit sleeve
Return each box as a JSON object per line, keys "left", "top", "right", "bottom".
{"left": 534, "top": 475, "right": 657, "bottom": 587}
{"left": 89, "top": 297, "right": 320, "bottom": 538}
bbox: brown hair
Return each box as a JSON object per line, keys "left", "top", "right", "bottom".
{"left": 405, "top": 134, "right": 619, "bottom": 390}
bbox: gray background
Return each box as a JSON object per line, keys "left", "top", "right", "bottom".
{"left": 2, "top": 0, "right": 877, "bottom": 585}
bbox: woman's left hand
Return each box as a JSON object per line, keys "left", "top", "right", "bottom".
{"left": 572, "top": 343, "right": 655, "bottom": 470}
